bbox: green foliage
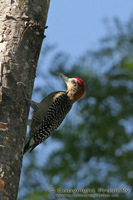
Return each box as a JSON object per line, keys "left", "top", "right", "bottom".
{"left": 18, "top": 16, "right": 133, "bottom": 200}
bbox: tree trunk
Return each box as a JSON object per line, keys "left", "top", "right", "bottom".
{"left": 0, "top": 0, "right": 50, "bottom": 199}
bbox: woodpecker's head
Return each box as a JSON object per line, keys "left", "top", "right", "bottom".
{"left": 58, "top": 73, "right": 86, "bottom": 102}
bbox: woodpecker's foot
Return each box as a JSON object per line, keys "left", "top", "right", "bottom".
{"left": 25, "top": 93, "right": 39, "bottom": 110}
{"left": 30, "top": 100, "right": 39, "bottom": 110}
{"left": 25, "top": 93, "right": 31, "bottom": 104}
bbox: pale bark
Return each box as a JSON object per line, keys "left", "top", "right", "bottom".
{"left": 0, "top": 0, "right": 50, "bottom": 199}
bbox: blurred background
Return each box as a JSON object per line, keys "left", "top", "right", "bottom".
{"left": 18, "top": 0, "right": 133, "bottom": 199}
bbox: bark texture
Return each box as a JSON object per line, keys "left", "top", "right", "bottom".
{"left": 0, "top": 0, "right": 50, "bottom": 199}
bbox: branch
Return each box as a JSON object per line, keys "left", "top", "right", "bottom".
{"left": 0, "top": 0, "right": 50, "bottom": 199}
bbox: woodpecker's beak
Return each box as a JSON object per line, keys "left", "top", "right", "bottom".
{"left": 58, "top": 73, "right": 69, "bottom": 83}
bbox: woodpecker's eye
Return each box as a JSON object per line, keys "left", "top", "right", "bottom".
{"left": 71, "top": 80, "right": 75, "bottom": 84}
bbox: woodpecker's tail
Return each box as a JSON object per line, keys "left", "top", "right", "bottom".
{"left": 23, "top": 140, "right": 37, "bottom": 154}
{"left": 23, "top": 140, "right": 31, "bottom": 154}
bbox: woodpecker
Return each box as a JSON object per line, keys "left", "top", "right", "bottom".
{"left": 24, "top": 73, "right": 85, "bottom": 154}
